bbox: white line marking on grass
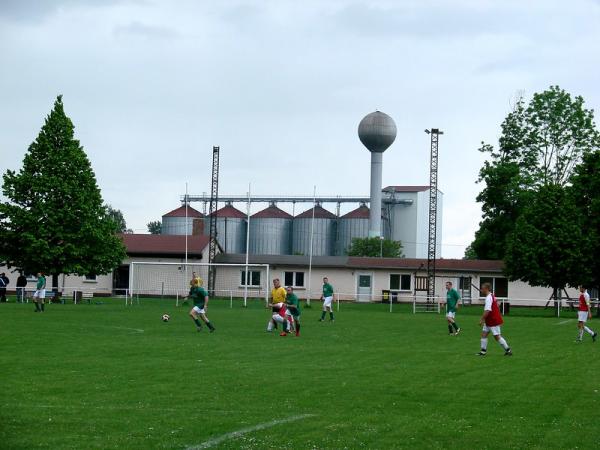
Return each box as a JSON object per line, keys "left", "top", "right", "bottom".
{"left": 556, "top": 319, "right": 574, "bottom": 325}
{"left": 187, "top": 414, "right": 314, "bottom": 449}
{"left": 111, "top": 326, "right": 144, "bottom": 333}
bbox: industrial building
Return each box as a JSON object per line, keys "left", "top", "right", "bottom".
{"left": 160, "top": 186, "right": 443, "bottom": 258}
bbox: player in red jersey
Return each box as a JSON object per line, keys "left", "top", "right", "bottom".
{"left": 477, "top": 283, "right": 512, "bottom": 356}
{"left": 576, "top": 286, "right": 597, "bottom": 343}
{"left": 266, "top": 301, "right": 290, "bottom": 336}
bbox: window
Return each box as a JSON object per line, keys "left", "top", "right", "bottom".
{"left": 284, "top": 271, "right": 305, "bottom": 288}
{"left": 480, "top": 277, "right": 508, "bottom": 297}
{"left": 240, "top": 270, "right": 261, "bottom": 287}
{"left": 458, "top": 276, "right": 471, "bottom": 291}
{"left": 84, "top": 274, "right": 97, "bottom": 282}
{"left": 390, "top": 274, "right": 411, "bottom": 291}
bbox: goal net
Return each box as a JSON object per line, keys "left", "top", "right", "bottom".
{"left": 128, "top": 262, "right": 270, "bottom": 306}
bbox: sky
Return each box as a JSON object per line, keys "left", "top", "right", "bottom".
{"left": 1, "top": 0, "right": 599, "bottom": 258}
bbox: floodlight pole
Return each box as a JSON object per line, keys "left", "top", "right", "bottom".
{"left": 208, "top": 146, "right": 220, "bottom": 295}
{"left": 425, "top": 128, "right": 443, "bottom": 308}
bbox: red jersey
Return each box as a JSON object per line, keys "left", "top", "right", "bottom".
{"left": 272, "top": 302, "right": 287, "bottom": 317}
{"left": 578, "top": 293, "right": 590, "bottom": 311}
{"left": 484, "top": 293, "right": 503, "bottom": 327}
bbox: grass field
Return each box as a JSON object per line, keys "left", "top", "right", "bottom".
{"left": 1, "top": 298, "right": 599, "bottom": 449}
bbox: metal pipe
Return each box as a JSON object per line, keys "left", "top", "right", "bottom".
{"left": 181, "top": 194, "right": 412, "bottom": 205}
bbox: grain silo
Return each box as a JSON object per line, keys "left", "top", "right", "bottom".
{"left": 336, "top": 204, "right": 369, "bottom": 255}
{"left": 292, "top": 205, "right": 336, "bottom": 256}
{"left": 162, "top": 205, "right": 204, "bottom": 235}
{"left": 209, "top": 204, "right": 247, "bottom": 254}
{"left": 249, "top": 204, "right": 292, "bottom": 255}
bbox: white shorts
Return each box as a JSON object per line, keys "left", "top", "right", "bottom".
{"left": 323, "top": 296, "right": 333, "bottom": 308}
{"left": 446, "top": 311, "right": 456, "bottom": 319}
{"left": 192, "top": 306, "right": 205, "bottom": 314}
{"left": 578, "top": 311, "right": 589, "bottom": 322}
{"left": 482, "top": 324, "right": 502, "bottom": 336}
{"left": 34, "top": 289, "right": 46, "bottom": 299}
{"left": 272, "top": 314, "right": 286, "bottom": 324}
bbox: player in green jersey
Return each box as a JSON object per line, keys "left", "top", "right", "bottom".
{"left": 33, "top": 272, "right": 47, "bottom": 312}
{"left": 444, "top": 281, "right": 461, "bottom": 335}
{"left": 285, "top": 286, "right": 301, "bottom": 337}
{"left": 319, "top": 277, "right": 335, "bottom": 322}
{"left": 185, "top": 279, "right": 215, "bottom": 333}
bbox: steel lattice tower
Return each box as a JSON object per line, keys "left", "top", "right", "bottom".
{"left": 425, "top": 129, "right": 443, "bottom": 305}
{"left": 207, "top": 146, "right": 220, "bottom": 295}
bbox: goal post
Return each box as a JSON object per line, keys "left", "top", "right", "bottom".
{"left": 128, "top": 262, "right": 270, "bottom": 307}
{"left": 412, "top": 294, "right": 442, "bottom": 314}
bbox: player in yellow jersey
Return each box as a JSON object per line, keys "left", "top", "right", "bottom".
{"left": 267, "top": 278, "right": 289, "bottom": 335}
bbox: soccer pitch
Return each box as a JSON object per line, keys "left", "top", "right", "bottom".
{"left": 1, "top": 299, "right": 598, "bottom": 449}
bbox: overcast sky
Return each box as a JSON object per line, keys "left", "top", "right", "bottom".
{"left": 1, "top": 0, "right": 599, "bottom": 258}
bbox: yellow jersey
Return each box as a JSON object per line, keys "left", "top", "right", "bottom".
{"left": 271, "top": 287, "right": 287, "bottom": 303}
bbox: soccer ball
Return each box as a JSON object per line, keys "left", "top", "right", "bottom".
{"left": 161, "top": 314, "right": 170, "bottom": 322}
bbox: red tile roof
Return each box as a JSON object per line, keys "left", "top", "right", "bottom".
{"left": 342, "top": 205, "right": 370, "bottom": 219}
{"left": 347, "top": 257, "right": 504, "bottom": 272}
{"left": 162, "top": 205, "right": 204, "bottom": 218}
{"left": 252, "top": 205, "right": 293, "bottom": 219}
{"left": 296, "top": 205, "right": 337, "bottom": 219}
{"left": 383, "top": 185, "right": 430, "bottom": 193}
{"left": 211, "top": 204, "right": 246, "bottom": 219}
{"left": 120, "top": 234, "right": 210, "bottom": 256}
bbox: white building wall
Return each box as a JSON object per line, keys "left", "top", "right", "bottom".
{"left": 389, "top": 192, "right": 419, "bottom": 258}
{"left": 388, "top": 189, "right": 443, "bottom": 259}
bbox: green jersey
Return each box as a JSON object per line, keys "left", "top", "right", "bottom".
{"left": 189, "top": 286, "right": 208, "bottom": 309}
{"left": 322, "top": 283, "right": 334, "bottom": 297}
{"left": 446, "top": 288, "right": 460, "bottom": 312}
{"left": 37, "top": 275, "right": 46, "bottom": 290}
{"left": 286, "top": 293, "right": 301, "bottom": 317}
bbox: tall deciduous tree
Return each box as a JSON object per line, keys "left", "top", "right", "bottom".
{"left": 0, "top": 96, "right": 126, "bottom": 292}
{"left": 347, "top": 237, "right": 402, "bottom": 258}
{"left": 468, "top": 86, "right": 600, "bottom": 260}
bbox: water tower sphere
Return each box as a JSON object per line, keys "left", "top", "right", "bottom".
{"left": 358, "top": 111, "right": 397, "bottom": 153}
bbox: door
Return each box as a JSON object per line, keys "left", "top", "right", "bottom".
{"left": 113, "top": 265, "right": 130, "bottom": 294}
{"left": 357, "top": 273, "right": 372, "bottom": 302}
{"left": 458, "top": 276, "right": 472, "bottom": 305}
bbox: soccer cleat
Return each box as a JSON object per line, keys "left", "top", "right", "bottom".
{"left": 330, "top": 319, "right": 335, "bottom": 323}
{"left": 455, "top": 328, "right": 461, "bottom": 335}
{"left": 593, "top": 332, "right": 598, "bottom": 342}
{"left": 279, "top": 332, "right": 287, "bottom": 337}
{"left": 318, "top": 318, "right": 324, "bottom": 322}
{"left": 476, "top": 351, "right": 487, "bottom": 356}
{"left": 504, "top": 349, "right": 513, "bottom": 356}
